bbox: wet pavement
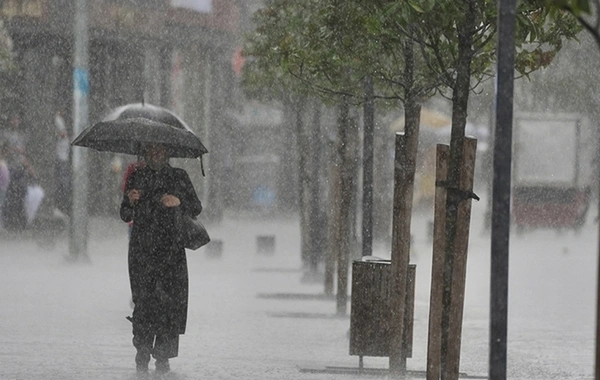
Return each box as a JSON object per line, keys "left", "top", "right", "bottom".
{"left": 0, "top": 201, "right": 596, "bottom": 379}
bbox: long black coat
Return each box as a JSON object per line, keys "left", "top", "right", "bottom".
{"left": 120, "top": 164, "right": 202, "bottom": 335}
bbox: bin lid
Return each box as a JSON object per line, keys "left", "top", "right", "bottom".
{"left": 354, "top": 256, "right": 391, "bottom": 264}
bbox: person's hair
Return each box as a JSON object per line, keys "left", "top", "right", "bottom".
{"left": 141, "top": 143, "right": 172, "bottom": 160}
{"left": 142, "top": 143, "right": 164, "bottom": 152}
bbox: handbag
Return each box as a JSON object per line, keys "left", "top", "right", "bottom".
{"left": 180, "top": 215, "right": 211, "bottom": 250}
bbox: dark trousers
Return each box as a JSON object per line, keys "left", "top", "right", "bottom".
{"left": 54, "top": 161, "right": 71, "bottom": 215}
{"left": 131, "top": 300, "right": 179, "bottom": 360}
{"left": 2, "top": 167, "right": 27, "bottom": 231}
{"left": 132, "top": 330, "right": 179, "bottom": 360}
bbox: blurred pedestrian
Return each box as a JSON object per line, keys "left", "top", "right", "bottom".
{"left": 54, "top": 109, "right": 71, "bottom": 215}
{"left": 120, "top": 143, "right": 202, "bottom": 373}
{"left": 4, "top": 114, "right": 26, "bottom": 153}
{"left": 0, "top": 141, "right": 10, "bottom": 229}
{"left": 2, "top": 114, "right": 37, "bottom": 231}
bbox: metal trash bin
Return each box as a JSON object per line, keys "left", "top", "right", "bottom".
{"left": 349, "top": 258, "right": 416, "bottom": 359}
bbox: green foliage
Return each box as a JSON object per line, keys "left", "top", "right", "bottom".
{"left": 242, "top": 0, "right": 368, "bottom": 104}
{"left": 546, "top": 0, "right": 591, "bottom": 14}
{"left": 545, "top": 0, "right": 600, "bottom": 51}
{"left": 521, "top": 31, "right": 600, "bottom": 114}
{"left": 403, "top": 0, "right": 580, "bottom": 84}
{"left": 242, "top": 0, "right": 581, "bottom": 106}
{"left": 514, "top": 3, "right": 581, "bottom": 75}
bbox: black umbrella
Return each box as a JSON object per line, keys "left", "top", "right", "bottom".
{"left": 71, "top": 103, "right": 208, "bottom": 159}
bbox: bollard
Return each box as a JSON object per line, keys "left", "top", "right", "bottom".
{"left": 206, "top": 240, "right": 223, "bottom": 258}
{"left": 256, "top": 235, "right": 275, "bottom": 255}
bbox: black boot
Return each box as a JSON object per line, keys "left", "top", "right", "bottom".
{"left": 135, "top": 347, "right": 151, "bottom": 372}
{"left": 155, "top": 358, "right": 170, "bottom": 373}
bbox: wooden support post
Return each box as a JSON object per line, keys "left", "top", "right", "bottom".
{"left": 403, "top": 264, "right": 417, "bottom": 359}
{"left": 336, "top": 102, "right": 355, "bottom": 316}
{"left": 426, "top": 144, "right": 449, "bottom": 380}
{"left": 442, "top": 137, "right": 478, "bottom": 380}
{"left": 389, "top": 132, "right": 416, "bottom": 375}
{"left": 325, "top": 139, "right": 341, "bottom": 296}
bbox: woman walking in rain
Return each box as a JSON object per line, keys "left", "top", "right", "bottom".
{"left": 120, "top": 142, "right": 203, "bottom": 373}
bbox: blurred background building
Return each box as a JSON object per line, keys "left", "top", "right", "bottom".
{"left": 0, "top": 0, "right": 295, "bottom": 220}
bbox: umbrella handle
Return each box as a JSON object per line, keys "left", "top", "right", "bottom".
{"left": 200, "top": 156, "right": 206, "bottom": 177}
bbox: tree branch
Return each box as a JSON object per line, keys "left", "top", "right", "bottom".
{"left": 563, "top": 3, "right": 600, "bottom": 47}
{"left": 287, "top": 68, "right": 404, "bottom": 103}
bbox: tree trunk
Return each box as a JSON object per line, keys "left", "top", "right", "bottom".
{"left": 308, "top": 101, "right": 325, "bottom": 276}
{"left": 325, "top": 122, "right": 341, "bottom": 296}
{"left": 293, "top": 95, "right": 312, "bottom": 272}
{"left": 389, "top": 39, "right": 421, "bottom": 376}
{"left": 362, "top": 75, "right": 375, "bottom": 257}
{"left": 336, "top": 98, "right": 353, "bottom": 315}
{"left": 441, "top": 6, "right": 476, "bottom": 380}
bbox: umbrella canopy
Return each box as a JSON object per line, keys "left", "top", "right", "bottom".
{"left": 72, "top": 103, "right": 208, "bottom": 158}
